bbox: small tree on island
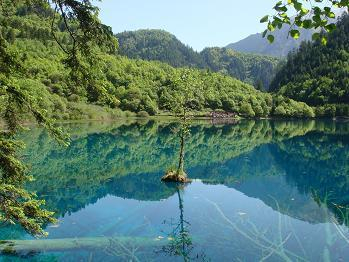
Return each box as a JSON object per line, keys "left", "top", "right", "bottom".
{"left": 161, "top": 69, "right": 201, "bottom": 183}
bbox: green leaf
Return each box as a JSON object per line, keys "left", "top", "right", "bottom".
{"left": 274, "top": 1, "right": 283, "bottom": 7}
{"left": 328, "top": 12, "right": 336, "bottom": 18}
{"left": 313, "top": 15, "right": 322, "bottom": 24}
{"left": 321, "top": 19, "right": 329, "bottom": 27}
{"left": 268, "top": 22, "right": 275, "bottom": 31}
{"left": 312, "top": 32, "right": 320, "bottom": 41}
{"left": 301, "top": 7, "right": 309, "bottom": 15}
{"left": 325, "top": 23, "right": 336, "bottom": 32}
{"left": 295, "top": 20, "right": 303, "bottom": 27}
{"left": 324, "top": 7, "right": 331, "bottom": 12}
{"left": 313, "top": 7, "right": 322, "bottom": 15}
{"left": 267, "top": 35, "right": 275, "bottom": 43}
{"left": 262, "top": 29, "right": 268, "bottom": 38}
{"left": 273, "top": 16, "right": 283, "bottom": 23}
{"left": 294, "top": 2, "right": 302, "bottom": 11}
{"left": 321, "top": 36, "right": 327, "bottom": 45}
{"left": 275, "top": 6, "right": 288, "bottom": 12}
{"left": 303, "top": 19, "right": 313, "bottom": 29}
{"left": 260, "top": 15, "right": 269, "bottom": 23}
{"left": 290, "top": 29, "right": 300, "bottom": 39}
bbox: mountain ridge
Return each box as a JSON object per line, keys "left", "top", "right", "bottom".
{"left": 116, "top": 29, "right": 279, "bottom": 90}
{"left": 226, "top": 27, "right": 315, "bottom": 57}
{"left": 227, "top": 9, "right": 347, "bottom": 57}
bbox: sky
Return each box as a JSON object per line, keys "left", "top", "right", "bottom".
{"left": 96, "top": 0, "right": 277, "bottom": 51}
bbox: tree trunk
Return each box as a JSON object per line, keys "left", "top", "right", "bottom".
{"left": 0, "top": 236, "right": 169, "bottom": 254}
{"left": 177, "top": 131, "right": 185, "bottom": 175}
{"left": 177, "top": 109, "right": 187, "bottom": 177}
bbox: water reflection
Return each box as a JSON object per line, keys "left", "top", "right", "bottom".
{"left": 1, "top": 119, "right": 349, "bottom": 261}
{"left": 161, "top": 185, "right": 193, "bottom": 261}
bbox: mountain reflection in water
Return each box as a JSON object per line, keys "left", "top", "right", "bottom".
{"left": 1, "top": 119, "right": 349, "bottom": 261}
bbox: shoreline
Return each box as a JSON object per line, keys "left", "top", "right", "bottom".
{"left": 1, "top": 115, "right": 348, "bottom": 130}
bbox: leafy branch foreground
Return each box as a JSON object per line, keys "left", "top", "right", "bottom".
{"left": 262, "top": 0, "right": 349, "bottom": 44}
{"left": 0, "top": 0, "right": 115, "bottom": 236}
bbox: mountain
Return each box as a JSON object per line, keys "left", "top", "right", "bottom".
{"left": 226, "top": 27, "right": 315, "bottom": 57}
{"left": 116, "top": 29, "right": 206, "bottom": 68}
{"left": 227, "top": 10, "right": 346, "bottom": 57}
{"left": 270, "top": 14, "right": 349, "bottom": 117}
{"left": 116, "top": 29, "right": 279, "bottom": 90}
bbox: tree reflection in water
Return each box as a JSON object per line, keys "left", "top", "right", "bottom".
{"left": 160, "top": 184, "right": 208, "bottom": 261}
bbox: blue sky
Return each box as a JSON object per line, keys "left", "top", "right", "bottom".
{"left": 96, "top": 0, "right": 277, "bottom": 51}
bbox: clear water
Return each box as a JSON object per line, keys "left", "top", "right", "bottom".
{"left": 1, "top": 119, "right": 349, "bottom": 261}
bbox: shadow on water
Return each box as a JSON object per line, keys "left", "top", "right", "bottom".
{"left": 1, "top": 119, "right": 349, "bottom": 260}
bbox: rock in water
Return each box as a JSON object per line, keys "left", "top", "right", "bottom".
{"left": 161, "top": 170, "right": 188, "bottom": 183}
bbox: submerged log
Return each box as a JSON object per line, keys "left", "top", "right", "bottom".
{"left": 0, "top": 236, "right": 169, "bottom": 254}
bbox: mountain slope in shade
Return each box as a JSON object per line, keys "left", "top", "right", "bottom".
{"left": 226, "top": 27, "right": 315, "bottom": 57}
{"left": 116, "top": 29, "right": 206, "bottom": 68}
{"left": 200, "top": 47, "right": 279, "bottom": 90}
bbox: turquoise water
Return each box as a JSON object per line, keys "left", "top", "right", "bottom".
{"left": 1, "top": 119, "right": 349, "bottom": 261}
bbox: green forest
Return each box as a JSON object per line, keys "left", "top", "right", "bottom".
{"left": 1, "top": 4, "right": 347, "bottom": 121}
{"left": 271, "top": 14, "right": 349, "bottom": 117}
{"left": 0, "top": 3, "right": 320, "bottom": 123}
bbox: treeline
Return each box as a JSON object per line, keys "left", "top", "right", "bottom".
{"left": 0, "top": 5, "right": 315, "bottom": 119}
{"left": 270, "top": 14, "right": 349, "bottom": 117}
{"left": 116, "top": 30, "right": 279, "bottom": 90}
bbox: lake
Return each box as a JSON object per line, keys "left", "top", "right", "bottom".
{"left": 1, "top": 119, "right": 349, "bottom": 261}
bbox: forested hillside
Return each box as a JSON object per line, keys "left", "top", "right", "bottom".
{"left": 0, "top": 4, "right": 315, "bottom": 120}
{"left": 116, "top": 29, "right": 279, "bottom": 90}
{"left": 116, "top": 29, "right": 206, "bottom": 68}
{"left": 270, "top": 14, "right": 349, "bottom": 117}
{"left": 200, "top": 47, "right": 279, "bottom": 90}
